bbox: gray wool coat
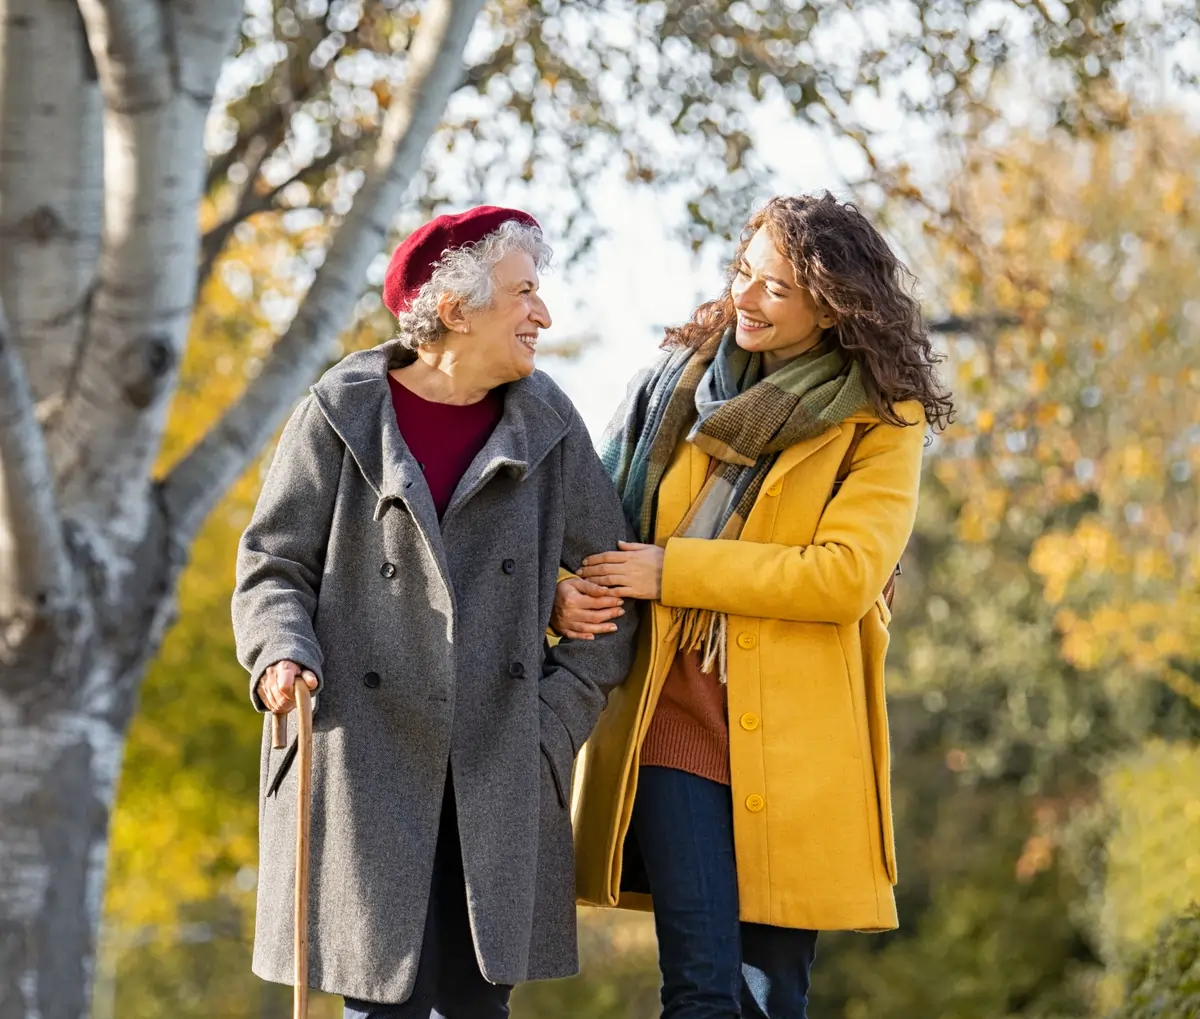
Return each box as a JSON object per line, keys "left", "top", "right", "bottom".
{"left": 231, "top": 338, "right": 638, "bottom": 1003}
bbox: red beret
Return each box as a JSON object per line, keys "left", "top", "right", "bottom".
{"left": 383, "top": 205, "right": 541, "bottom": 316}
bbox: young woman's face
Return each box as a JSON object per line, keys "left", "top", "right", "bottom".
{"left": 459, "top": 250, "right": 552, "bottom": 382}
{"left": 730, "top": 227, "right": 834, "bottom": 370}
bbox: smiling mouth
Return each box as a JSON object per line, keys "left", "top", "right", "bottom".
{"left": 737, "top": 314, "right": 771, "bottom": 331}
{"left": 517, "top": 333, "right": 538, "bottom": 352}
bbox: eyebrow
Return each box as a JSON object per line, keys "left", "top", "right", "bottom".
{"left": 512, "top": 279, "right": 537, "bottom": 290}
{"left": 737, "top": 258, "right": 792, "bottom": 289}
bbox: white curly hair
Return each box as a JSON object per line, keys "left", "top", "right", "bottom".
{"left": 394, "top": 219, "right": 552, "bottom": 350}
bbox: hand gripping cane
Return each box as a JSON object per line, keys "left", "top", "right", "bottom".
{"left": 271, "top": 683, "right": 314, "bottom": 1019}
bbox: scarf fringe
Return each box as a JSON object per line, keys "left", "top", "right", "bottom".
{"left": 670, "top": 607, "right": 728, "bottom": 684}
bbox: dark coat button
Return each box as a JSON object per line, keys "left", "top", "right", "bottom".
{"left": 380, "top": 562, "right": 396, "bottom": 579}
{"left": 363, "top": 671, "right": 381, "bottom": 689}
{"left": 508, "top": 662, "right": 525, "bottom": 678}
{"left": 502, "top": 558, "right": 516, "bottom": 574}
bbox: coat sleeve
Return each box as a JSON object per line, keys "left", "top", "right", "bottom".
{"left": 232, "top": 395, "right": 341, "bottom": 711}
{"left": 538, "top": 409, "right": 640, "bottom": 756}
{"left": 660, "top": 413, "right": 926, "bottom": 626}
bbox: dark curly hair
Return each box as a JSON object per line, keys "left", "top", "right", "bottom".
{"left": 665, "top": 192, "right": 954, "bottom": 431}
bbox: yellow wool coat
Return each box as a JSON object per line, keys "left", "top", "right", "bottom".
{"left": 572, "top": 401, "right": 926, "bottom": 933}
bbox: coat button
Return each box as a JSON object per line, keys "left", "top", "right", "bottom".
{"left": 380, "top": 562, "right": 396, "bottom": 579}
{"left": 766, "top": 481, "right": 783, "bottom": 497}
{"left": 363, "top": 671, "right": 381, "bottom": 689}
{"left": 737, "top": 632, "right": 757, "bottom": 650}
{"left": 740, "top": 712, "right": 760, "bottom": 731}
{"left": 745, "top": 794, "right": 765, "bottom": 812}
{"left": 508, "top": 662, "right": 525, "bottom": 678}
{"left": 502, "top": 558, "right": 516, "bottom": 574}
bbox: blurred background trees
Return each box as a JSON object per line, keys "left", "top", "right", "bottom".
{"left": 51, "top": 0, "right": 1200, "bottom": 1014}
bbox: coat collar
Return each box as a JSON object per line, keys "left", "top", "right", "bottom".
{"left": 309, "top": 338, "right": 570, "bottom": 524}
{"left": 760, "top": 424, "right": 844, "bottom": 494}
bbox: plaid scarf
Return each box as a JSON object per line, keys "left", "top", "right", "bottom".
{"left": 600, "top": 328, "right": 867, "bottom": 679}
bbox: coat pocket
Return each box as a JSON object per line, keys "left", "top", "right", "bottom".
{"left": 539, "top": 699, "right": 575, "bottom": 811}
{"left": 541, "top": 743, "right": 569, "bottom": 810}
{"left": 861, "top": 598, "right": 897, "bottom": 884}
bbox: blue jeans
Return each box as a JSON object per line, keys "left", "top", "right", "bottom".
{"left": 632, "top": 766, "right": 818, "bottom": 1019}
{"left": 344, "top": 775, "right": 511, "bottom": 1019}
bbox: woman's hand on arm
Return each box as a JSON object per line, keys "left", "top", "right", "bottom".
{"left": 552, "top": 577, "right": 625, "bottom": 640}
{"left": 579, "top": 541, "right": 665, "bottom": 600}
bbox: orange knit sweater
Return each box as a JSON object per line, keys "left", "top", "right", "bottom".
{"left": 640, "top": 649, "right": 730, "bottom": 785}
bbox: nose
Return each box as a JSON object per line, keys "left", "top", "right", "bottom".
{"left": 531, "top": 293, "right": 551, "bottom": 329}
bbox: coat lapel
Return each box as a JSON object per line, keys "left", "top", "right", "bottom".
{"left": 309, "top": 338, "right": 571, "bottom": 537}
{"left": 309, "top": 339, "right": 442, "bottom": 547}
{"left": 658, "top": 424, "right": 845, "bottom": 534}
{"left": 759, "top": 423, "right": 844, "bottom": 494}
{"left": 441, "top": 375, "right": 570, "bottom": 527}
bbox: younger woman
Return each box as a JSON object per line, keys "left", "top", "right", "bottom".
{"left": 558, "top": 193, "right": 953, "bottom": 1018}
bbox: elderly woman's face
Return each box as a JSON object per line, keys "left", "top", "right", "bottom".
{"left": 462, "top": 249, "right": 552, "bottom": 381}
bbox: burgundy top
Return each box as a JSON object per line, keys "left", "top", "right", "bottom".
{"left": 388, "top": 373, "right": 504, "bottom": 519}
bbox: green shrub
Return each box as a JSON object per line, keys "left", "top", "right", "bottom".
{"left": 1112, "top": 905, "right": 1200, "bottom": 1019}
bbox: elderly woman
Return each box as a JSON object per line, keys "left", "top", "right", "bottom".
{"left": 232, "top": 206, "right": 638, "bottom": 1019}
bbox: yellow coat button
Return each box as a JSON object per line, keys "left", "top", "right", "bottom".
{"left": 737, "top": 632, "right": 757, "bottom": 650}
{"left": 745, "top": 794, "right": 765, "bottom": 812}
{"left": 766, "top": 482, "right": 783, "bottom": 497}
{"left": 740, "top": 712, "right": 760, "bottom": 731}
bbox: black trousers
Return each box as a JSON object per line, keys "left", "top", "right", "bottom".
{"left": 343, "top": 774, "right": 512, "bottom": 1019}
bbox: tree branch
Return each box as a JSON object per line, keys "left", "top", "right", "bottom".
{"left": 0, "top": 298, "right": 72, "bottom": 616}
{"left": 206, "top": 100, "right": 291, "bottom": 196}
{"left": 928, "top": 313, "right": 1022, "bottom": 334}
{"left": 166, "top": 0, "right": 246, "bottom": 101}
{"left": 0, "top": 0, "right": 104, "bottom": 407}
{"left": 75, "top": 0, "right": 172, "bottom": 112}
{"left": 197, "top": 143, "right": 356, "bottom": 293}
{"left": 163, "top": 0, "right": 488, "bottom": 542}
{"left": 202, "top": 25, "right": 343, "bottom": 195}
{"left": 47, "top": 1, "right": 241, "bottom": 531}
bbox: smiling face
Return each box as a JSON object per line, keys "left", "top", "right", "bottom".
{"left": 730, "top": 227, "right": 836, "bottom": 372}
{"left": 448, "top": 249, "right": 552, "bottom": 384}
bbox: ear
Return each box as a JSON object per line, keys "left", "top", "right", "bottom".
{"left": 814, "top": 296, "right": 837, "bottom": 330}
{"left": 436, "top": 292, "right": 470, "bottom": 334}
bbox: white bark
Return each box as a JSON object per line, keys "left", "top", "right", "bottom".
{"left": 163, "top": 0, "right": 488, "bottom": 541}
{"left": 0, "top": 0, "right": 103, "bottom": 406}
{"left": 167, "top": 0, "right": 246, "bottom": 101}
{"left": 0, "top": 299, "right": 72, "bottom": 623}
{"left": 74, "top": 0, "right": 171, "bottom": 111}
{"left": 48, "top": 2, "right": 241, "bottom": 548}
{"left": 0, "top": 648, "right": 145, "bottom": 1019}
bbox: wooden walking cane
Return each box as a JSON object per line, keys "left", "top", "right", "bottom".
{"left": 270, "top": 683, "right": 314, "bottom": 1019}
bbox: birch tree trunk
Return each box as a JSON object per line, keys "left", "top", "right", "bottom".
{"left": 0, "top": 1, "right": 485, "bottom": 1015}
